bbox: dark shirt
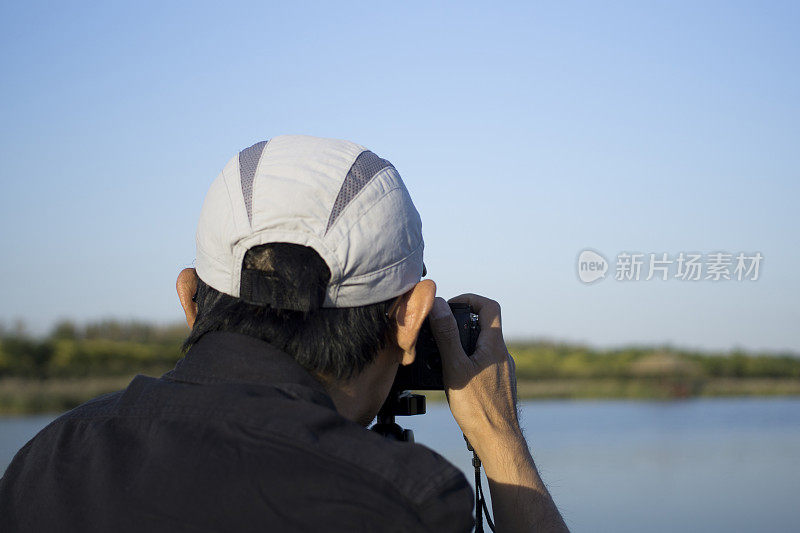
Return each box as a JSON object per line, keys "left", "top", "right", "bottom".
{"left": 0, "top": 332, "right": 474, "bottom": 532}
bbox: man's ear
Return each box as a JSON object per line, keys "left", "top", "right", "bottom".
{"left": 176, "top": 268, "right": 199, "bottom": 328}
{"left": 392, "top": 279, "right": 436, "bottom": 366}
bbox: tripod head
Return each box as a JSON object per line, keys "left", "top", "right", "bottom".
{"left": 370, "top": 390, "right": 426, "bottom": 442}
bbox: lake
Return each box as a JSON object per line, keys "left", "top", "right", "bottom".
{"left": 2, "top": 398, "right": 799, "bottom": 532}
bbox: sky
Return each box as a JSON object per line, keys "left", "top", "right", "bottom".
{"left": 0, "top": 1, "right": 797, "bottom": 352}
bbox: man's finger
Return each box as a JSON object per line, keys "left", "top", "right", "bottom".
{"left": 448, "top": 293, "right": 502, "bottom": 331}
{"left": 428, "top": 297, "right": 469, "bottom": 375}
{"left": 448, "top": 293, "right": 504, "bottom": 359}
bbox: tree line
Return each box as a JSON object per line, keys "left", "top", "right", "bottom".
{"left": 1, "top": 319, "right": 798, "bottom": 380}
{"left": 0, "top": 320, "right": 189, "bottom": 379}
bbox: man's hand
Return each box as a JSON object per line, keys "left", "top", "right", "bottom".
{"left": 429, "top": 294, "right": 569, "bottom": 533}
{"left": 428, "top": 294, "right": 521, "bottom": 456}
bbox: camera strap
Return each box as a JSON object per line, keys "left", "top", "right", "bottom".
{"left": 465, "top": 436, "right": 495, "bottom": 533}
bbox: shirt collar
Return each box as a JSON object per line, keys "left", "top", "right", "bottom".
{"left": 164, "top": 331, "right": 334, "bottom": 408}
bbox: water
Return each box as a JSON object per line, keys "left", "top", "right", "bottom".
{"left": 2, "top": 398, "right": 799, "bottom": 532}
{"left": 0, "top": 414, "right": 57, "bottom": 473}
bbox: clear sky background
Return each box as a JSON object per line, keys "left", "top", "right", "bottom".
{"left": 1, "top": 1, "right": 797, "bottom": 352}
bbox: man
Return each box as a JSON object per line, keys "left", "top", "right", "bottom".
{"left": 0, "top": 135, "right": 567, "bottom": 532}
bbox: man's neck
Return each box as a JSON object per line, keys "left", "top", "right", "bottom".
{"left": 316, "top": 348, "right": 399, "bottom": 427}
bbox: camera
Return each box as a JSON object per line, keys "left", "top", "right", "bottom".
{"left": 374, "top": 303, "right": 480, "bottom": 440}
{"left": 392, "top": 303, "right": 480, "bottom": 390}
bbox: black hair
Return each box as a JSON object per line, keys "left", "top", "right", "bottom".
{"left": 183, "top": 243, "right": 396, "bottom": 380}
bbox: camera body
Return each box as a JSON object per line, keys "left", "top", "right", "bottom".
{"left": 392, "top": 303, "right": 480, "bottom": 390}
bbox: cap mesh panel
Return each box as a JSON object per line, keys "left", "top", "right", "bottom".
{"left": 326, "top": 150, "right": 393, "bottom": 233}
{"left": 239, "top": 140, "right": 268, "bottom": 225}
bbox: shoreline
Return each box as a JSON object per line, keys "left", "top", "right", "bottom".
{"left": 2, "top": 376, "right": 799, "bottom": 415}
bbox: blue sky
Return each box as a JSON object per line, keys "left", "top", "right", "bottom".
{"left": 1, "top": 1, "right": 797, "bottom": 351}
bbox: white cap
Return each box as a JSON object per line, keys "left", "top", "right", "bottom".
{"left": 195, "top": 134, "right": 424, "bottom": 308}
